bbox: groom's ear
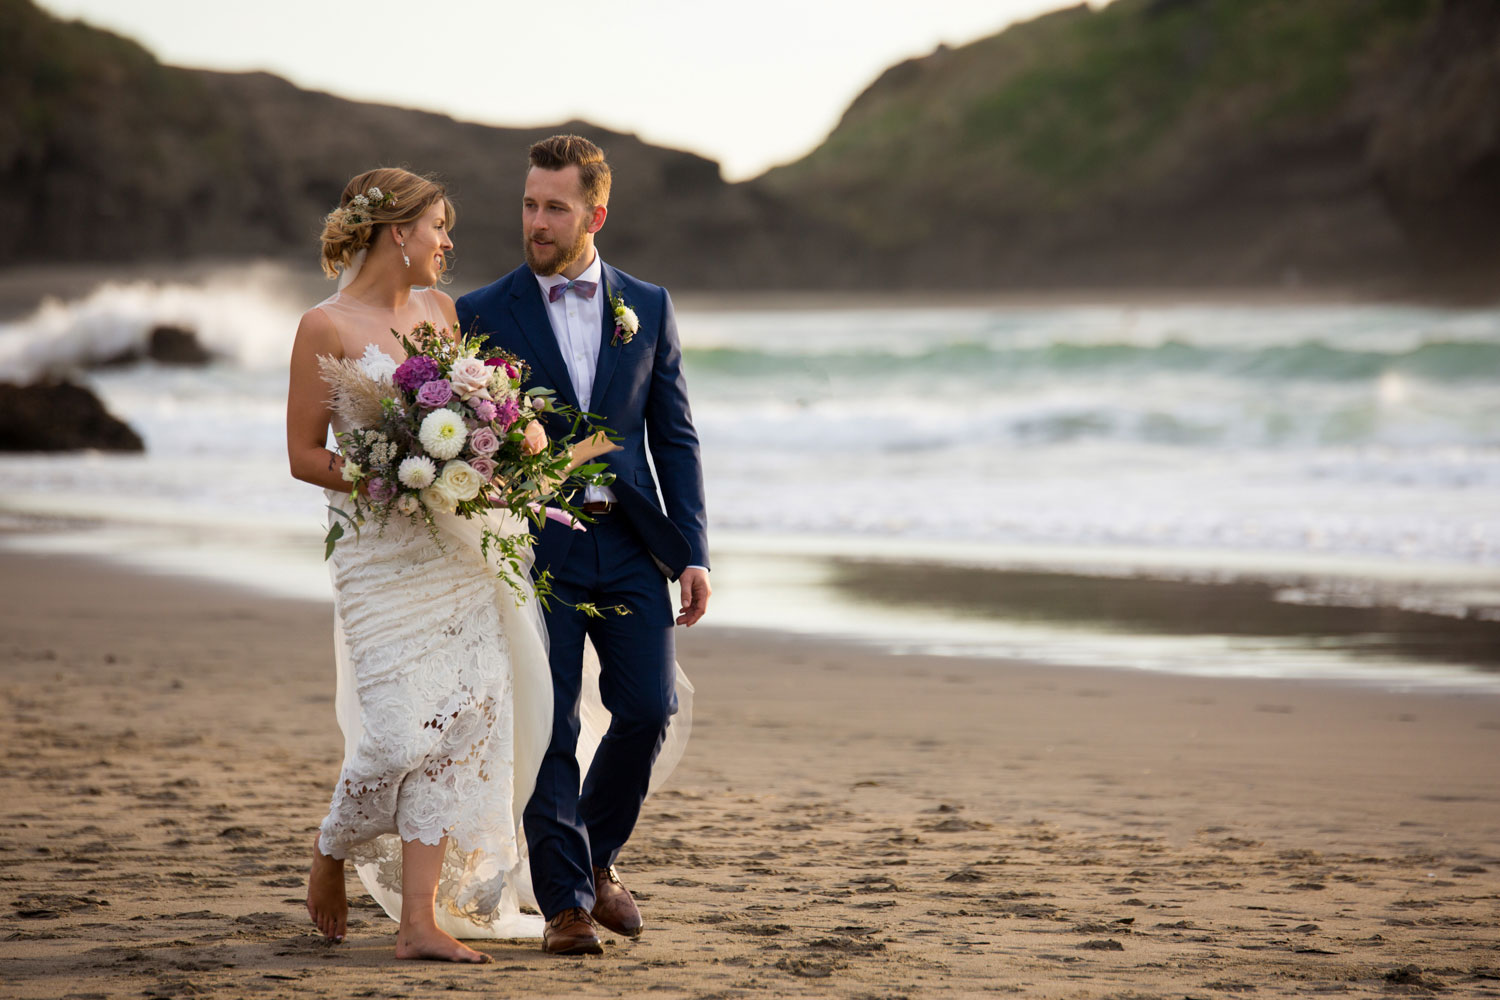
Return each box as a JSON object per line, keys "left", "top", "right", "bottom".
{"left": 587, "top": 204, "right": 607, "bottom": 234}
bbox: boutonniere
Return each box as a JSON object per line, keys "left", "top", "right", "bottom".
{"left": 609, "top": 290, "right": 639, "bottom": 346}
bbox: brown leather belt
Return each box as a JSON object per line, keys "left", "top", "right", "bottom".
{"left": 578, "top": 501, "right": 616, "bottom": 515}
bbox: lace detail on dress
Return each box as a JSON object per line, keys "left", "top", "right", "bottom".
{"left": 317, "top": 508, "right": 524, "bottom": 929}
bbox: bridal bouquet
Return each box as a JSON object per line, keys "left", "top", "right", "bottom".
{"left": 318, "top": 321, "right": 615, "bottom": 603}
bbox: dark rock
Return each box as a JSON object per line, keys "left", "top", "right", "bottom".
{"left": 0, "top": 380, "right": 144, "bottom": 452}
{"left": 147, "top": 325, "right": 212, "bottom": 365}
{"left": 94, "top": 325, "right": 212, "bottom": 368}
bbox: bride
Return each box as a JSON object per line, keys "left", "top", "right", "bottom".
{"left": 285, "top": 168, "right": 689, "bottom": 962}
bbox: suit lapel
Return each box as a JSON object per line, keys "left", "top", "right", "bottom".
{"left": 507, "top": 272, "right": 580, "bottom": 411}
{"left": 590, "top": 263, "right": 625, "bottom": 412}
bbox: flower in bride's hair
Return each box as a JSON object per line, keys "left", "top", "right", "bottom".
{"left": 394, "top": 493, "right": 420, "bottom": 516}
{"left": 418, "top": 409, "right": 467, "bottom": 460}
{"left": 448, "top": 357, "right": 491, "bottom": 400}
{"left": 468, "top": 426, "right": 500, "bottom": 456}
{"left": 398, "top": 455, "right": 438, "bottom": 489}
{"left": 468, "top": 456, "right": 497, "bottom": 481}
{"left": 393, "top": 355, "right": 440, "bottom": 394}
{"left": 416, "top": 379, "right": 453, "bottom": 409}
{"left": 438, "top": 460, "right": 484, "bottom": 502}
{"left": 420, "top": 483, "right": 458, "bottom": 514}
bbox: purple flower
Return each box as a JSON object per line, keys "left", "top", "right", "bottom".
{"left": 471, "top": 398, "right": 498, "bottom": 422}
{"left": 367, "top": 477, "right": 396, "bottom": 504}
{"left": 497, "top": 399, "right": 520, "bottom": 430}
{"left": 393, "top": 355, "right": 440, "bottom": 394}
{"left": 416, "top": 379, "right": 453, "bottom": 409}
{"left": 469, "top": 456, "right": 497, "bottom": 481}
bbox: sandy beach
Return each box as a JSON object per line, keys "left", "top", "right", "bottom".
{"left": 2, "top": 550, "right": 1498, "bottom": 998}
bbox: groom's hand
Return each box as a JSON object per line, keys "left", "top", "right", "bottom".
{"left": 676, "top": 568, "right": 711, "bottom": 627}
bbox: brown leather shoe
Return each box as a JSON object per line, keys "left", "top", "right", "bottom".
{"left": 591, "top": 865, "right": 643, "bottom": 938}
{"left": 542, "top": 907, "right": 602, "bottom": 955}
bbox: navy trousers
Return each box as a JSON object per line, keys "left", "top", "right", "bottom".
{"left": 523, "top": 512, "right": 677, "bottom": 917}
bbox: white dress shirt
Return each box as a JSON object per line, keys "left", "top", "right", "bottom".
{"left": 533, "top": 255, "right": 706, "bottom": 575}
{"left": 534, "top": 254, "right": 615, "bottom": 503}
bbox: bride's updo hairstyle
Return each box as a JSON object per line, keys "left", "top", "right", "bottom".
{"left": 319, "top": 167, "right": 456, "bottom": 279}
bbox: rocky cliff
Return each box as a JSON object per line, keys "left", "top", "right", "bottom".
{"left": 0, "top": 0, "right": 824, "bottom": 290}
{"left": 4, "top": 0, "right": 1498, "bottom": 294}
{"left": 763, "top": 0, "right": 1500, "bottom": 294}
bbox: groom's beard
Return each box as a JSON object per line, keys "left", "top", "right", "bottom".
{"left": 523, "top": 217, "right": 590, "bottom": 276}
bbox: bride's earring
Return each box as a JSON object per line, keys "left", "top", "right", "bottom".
{"left": 398, "top": 240, "right": 410, "bottom": 269}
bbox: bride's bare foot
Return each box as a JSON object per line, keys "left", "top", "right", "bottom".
{"left": 395, "top": 924, "right": 492, "bottom": 963}
{"left": 306, "top": 836, "right": 348, "bottom": 942}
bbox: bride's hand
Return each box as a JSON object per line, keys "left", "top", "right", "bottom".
{"left": 522, "top": 420, "right": 547, "bottom": 456}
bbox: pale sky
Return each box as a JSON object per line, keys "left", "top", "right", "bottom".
{"left": 36, "top": 0, "right": 1084, "bottom": 180}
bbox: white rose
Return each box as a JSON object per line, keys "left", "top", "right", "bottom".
{"left": 615, "top": 305, "right": 639, "bottom": 334}
{"left": 438, "top": 460, "right": 484, "bottom": 502}
{"left": 397, "top": 455, "right": 437, "bottom": 489}
{"left": 420, "top": 483, "right": 458, "bottom": 514}
{"left": 418, "top": 408, "right": 467, "bottom": 460}
{"left": 448, "top": 357, "right": 492, "bottom": 400}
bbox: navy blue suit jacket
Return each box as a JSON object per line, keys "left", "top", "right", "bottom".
{"left": 455, "top": 262, "right": 708, "bottom": 580}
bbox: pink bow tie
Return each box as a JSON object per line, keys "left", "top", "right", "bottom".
{"left": 548, "top": 279, "right": 598, "bottom": 303}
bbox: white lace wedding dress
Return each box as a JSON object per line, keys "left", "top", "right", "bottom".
{"left": 312, "top": 284, "right": 691, "bottom": 939}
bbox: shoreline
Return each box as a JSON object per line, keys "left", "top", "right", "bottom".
{"left": 3, "top": 258, "right": 1498, "bottom": 322}
{"left": 1, "top": 549, "right": 1498, "bottom": 997}
{"left": 2, "top": 513, "right": 1498, "bottom": 692}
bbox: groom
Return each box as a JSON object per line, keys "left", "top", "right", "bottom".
{"left": 455, "top": 135, "right": 711, "bottom": 956}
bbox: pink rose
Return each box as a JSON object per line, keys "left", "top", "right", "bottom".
{"left": 468, "top": 426, "right": 500, "bottom": 455}
{"left": 449, "top": 356, "right": 491, "bottom": 399}
{"left": 468, "top": 456, "right": 497, "bottom": 481}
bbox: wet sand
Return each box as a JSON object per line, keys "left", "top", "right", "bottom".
{"left": 1, "top": 550, "right": 1498, "bottom": 998}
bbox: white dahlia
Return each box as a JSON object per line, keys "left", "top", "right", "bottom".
{"left": 397, "top": 455, "right": 437, "bottom": 489}
{"left": 418, "top": 408, "right": 467, "bottom": 460}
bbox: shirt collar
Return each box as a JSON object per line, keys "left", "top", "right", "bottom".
{"left": 534, "top": 251, "right": 603, "bottom": 293}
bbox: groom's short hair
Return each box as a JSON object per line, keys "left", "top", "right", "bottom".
{"left": 529, "top": 135, "right": 612, "bottom": 209}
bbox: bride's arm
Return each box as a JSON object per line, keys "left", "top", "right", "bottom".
{"left": 286, "top": 309, "right": 354, "bottom": 492}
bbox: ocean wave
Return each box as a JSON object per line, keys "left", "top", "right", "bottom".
{"left": 682, "top": 338, "right": 1500, "bottom": 384}
{"left": 0, "top": 268, "right": 304, "bottom": 381}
